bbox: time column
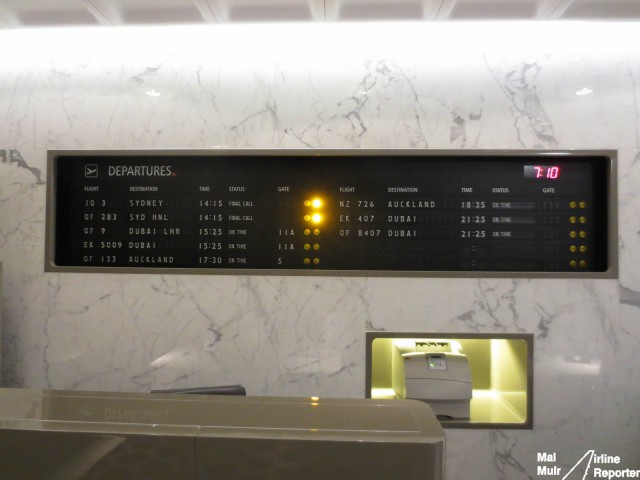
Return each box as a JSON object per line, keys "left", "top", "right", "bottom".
{"left": 197, "top": 186, "right": 226, "bottom": 266}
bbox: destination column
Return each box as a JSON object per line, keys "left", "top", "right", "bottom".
{"left": 126, "top": 191, "right": 183, "bottom": 267}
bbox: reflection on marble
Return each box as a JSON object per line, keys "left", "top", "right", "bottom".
{"left": 1, "top": 21, "right": 640, "bottom": 480}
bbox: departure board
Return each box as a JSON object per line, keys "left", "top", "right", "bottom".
{"left": 45, "top": 150, "right": 616, "bottom": 277}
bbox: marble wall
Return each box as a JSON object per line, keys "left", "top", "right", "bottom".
{"left": 1, "top": 21, "right": 639, "bottom": 479}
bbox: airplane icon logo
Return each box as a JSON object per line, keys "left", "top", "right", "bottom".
{"left": 84, "top": 164, "right": 98, "bottom": 178}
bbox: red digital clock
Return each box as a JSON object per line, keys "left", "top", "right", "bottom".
{"left": 523, "top": 165, "right": 561, "bottom": 179}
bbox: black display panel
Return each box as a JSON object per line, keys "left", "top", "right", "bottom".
{"left": 47, "top": 151, "right": 613, "bottom": 275}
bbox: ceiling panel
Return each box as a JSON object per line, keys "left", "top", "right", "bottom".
{"left": 562, "top": 0, "right": 640, "bottom": 19}
{"left": 17, "top": 9, "right": 98, "bottom": 27}
{"left": 0, "top": 0, "right": 100, "bottom": 27}
{"left": 446, "top": 0, "right": 539, "bottom": 20}
{"left": 121, "top": 6, "right": 204, "bottom": 23}
{"left": 223, "top": 0, "right": 321, "bottom": 22}
{"left": 330, "top": 0, "right": 424, "bottom": 21}
{"left": 0, "top": 0, "right": 639, "bottom": 28}
{"left": 109, "top": 0, "right": 206, "bottom": 23}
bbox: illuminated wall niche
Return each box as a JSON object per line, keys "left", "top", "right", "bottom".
{"left": 365, "top": 332, "right": 533, "bottom": 429}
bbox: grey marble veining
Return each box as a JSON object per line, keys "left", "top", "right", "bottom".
{"left": 1, "top": 21, "right": 640, "bottom": 479}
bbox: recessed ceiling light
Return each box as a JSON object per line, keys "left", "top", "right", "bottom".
{"left": 575, "top": 87, "right": 593, "bottom": 96}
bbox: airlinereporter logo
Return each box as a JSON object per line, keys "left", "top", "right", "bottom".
{"left": 537, "top": 450, "right": 639, "bottom": 479}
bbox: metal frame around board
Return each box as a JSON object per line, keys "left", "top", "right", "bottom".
{"left": 44, "top": 149, "right": 618, "bottom": 278}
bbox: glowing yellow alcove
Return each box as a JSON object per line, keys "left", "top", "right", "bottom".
{"left": 367, "top": 333, "right": 532, "bottom": 429}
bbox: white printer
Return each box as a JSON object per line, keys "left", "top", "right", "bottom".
{"left": 403, "top": 350, "right": 472, "bottom": 419}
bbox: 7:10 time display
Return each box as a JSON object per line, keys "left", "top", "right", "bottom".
{"left": 523, "top": 165, "right": 561, "bottom": 179}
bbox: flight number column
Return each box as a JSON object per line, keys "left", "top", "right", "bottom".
{"left": 80, "top": 186, "right": 121, "bottom": 266}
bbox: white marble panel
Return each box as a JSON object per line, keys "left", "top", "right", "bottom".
{"left": 1, "top": 20, "right": 640, "bottom": 480}
{"left": 0, "top": 23, "right": 637, "bottom": 151}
